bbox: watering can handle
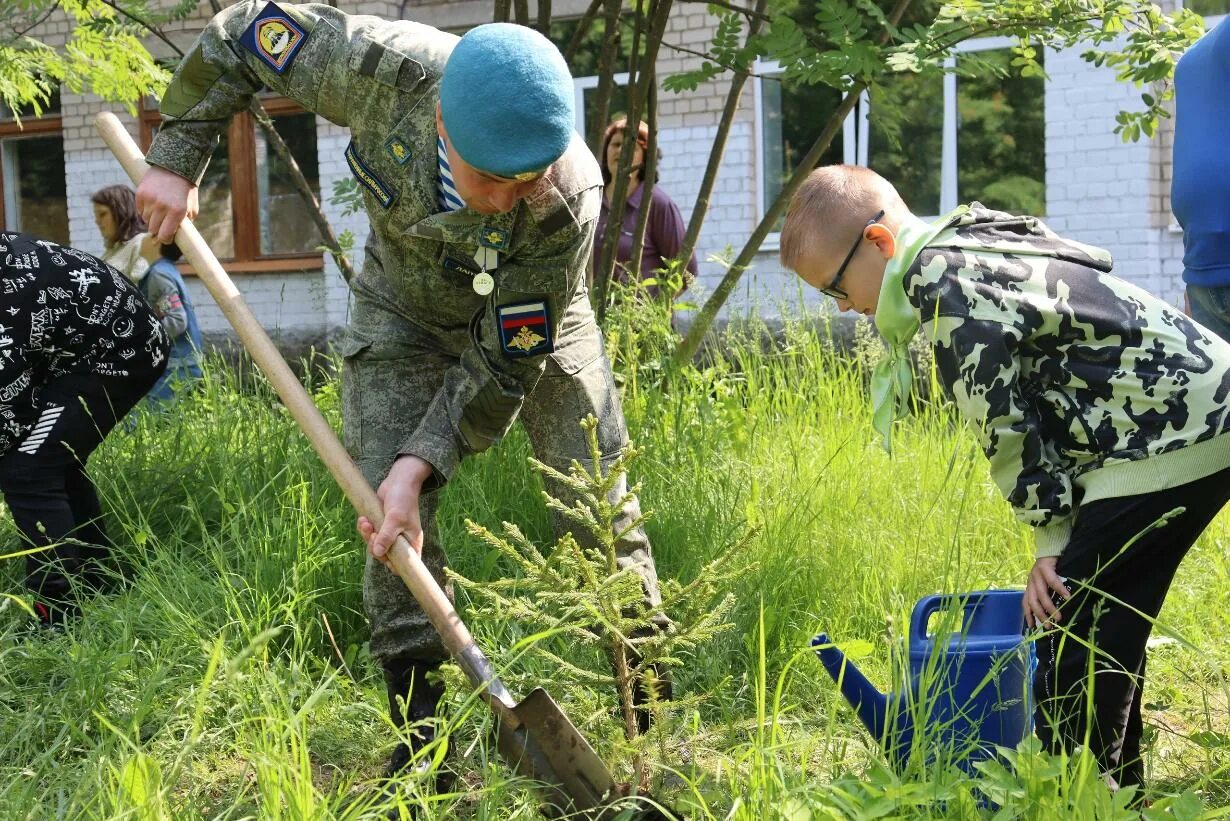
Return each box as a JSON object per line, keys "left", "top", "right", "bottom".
{"left": 909, "top": 595, "right": 947, "bottom": 643}
{"left": 909, "top": 592, "right": 986, "bottom": 643}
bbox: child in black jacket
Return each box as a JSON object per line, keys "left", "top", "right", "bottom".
{"left": 1, "top": 232, "right": 168, "bottom": 626}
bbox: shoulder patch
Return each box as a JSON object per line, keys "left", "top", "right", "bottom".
{"left": 241, "top": 2, "right": 308, "bottom": 74}
{"left": 497, "top": 300, "right": 554, "bottom": 358}
{"left": 345, "top": 141, "right": 397, "bottom": 209}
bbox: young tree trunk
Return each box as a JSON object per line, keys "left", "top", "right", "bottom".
{"left": 586, "top": 0, "right": 624, "bottom": 159}
{"left": 514, "top": 0, "right": 531, "bottom": 26}
{"left": 627, "top": 80, "right": 657, "bottom": 285}
{"left": 592, "top": 0, "right": 644, "bottom": 310}
{"left": 493, "top": 0, "right": 512, "bottom": 23}
{"left": 675, "top": 0, "right": 768, "bottom": 275}
{"left": 592, "top": 0, "right": 674, "bottom": 321}
{"left": 672, "top": 0, "right": 916, "bottom": 367}
{"left": 564, "top": 0, "right": 604, "bottom": 63}
{"left": 537, "top": 0, "right": 553, "bottom": 34}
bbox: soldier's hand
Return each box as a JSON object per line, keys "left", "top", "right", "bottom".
{"left": 1024, "top": 556, "right": 1070, "bottom": 629}
{"left": 357, "top": 454, "right": 435, "bottom": 563}
{"left": 137, "top": 166, "right": 199, "bottom": 243}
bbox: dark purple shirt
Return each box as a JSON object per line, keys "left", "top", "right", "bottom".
{"left": 593, "top": 182, "right": 698, "bottom": 295}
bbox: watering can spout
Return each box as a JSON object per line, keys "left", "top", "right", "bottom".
{"left": 811, "top": 633, "right": 889, "bottom": 741}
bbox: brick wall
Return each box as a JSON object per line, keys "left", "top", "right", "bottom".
{"left": 1045, "top": 44, "right": 1183, "bottom": 307}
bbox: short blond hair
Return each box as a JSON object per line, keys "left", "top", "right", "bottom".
{"left": 779, "top": 165, "right": 905, "bottom": 271}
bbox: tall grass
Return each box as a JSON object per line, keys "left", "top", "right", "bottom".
{"left": 1, "top": 313, "right": 1228, "bottom": 818}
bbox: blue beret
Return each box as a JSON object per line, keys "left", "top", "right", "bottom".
{"left": 439, "top": 24, "right": 575, "bottom": 179}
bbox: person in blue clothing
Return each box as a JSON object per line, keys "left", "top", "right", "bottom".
{"left": 1172, "top": 15, "right": 1230, "bottom": 342}
{"left": 134, "top": 234, "right": 203, "bottom": 409}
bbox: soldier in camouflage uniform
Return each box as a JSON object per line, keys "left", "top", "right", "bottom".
{"left": 779, "top": 165, "right": 1230, "bottom": 798}
{"left": 137, "top": 4, "right": 668, "bottom": 781}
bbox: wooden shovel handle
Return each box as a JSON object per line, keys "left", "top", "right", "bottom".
{"left": 93, "top": 112, "right": 476, "bottom": 658}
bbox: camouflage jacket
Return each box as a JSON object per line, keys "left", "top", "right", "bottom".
{"left": 145, "top": 1, "right": 603, "bottom": 481}
{"left": 903, "top": 206, "right": 1230, "bottom": 558}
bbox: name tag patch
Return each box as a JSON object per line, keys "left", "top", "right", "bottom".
{"left": 442, "top": 255, "right": 477, "bottom": 275}
{"left": 345, "top": 141, "right": 397, "bottom": 209}
{"left": 241, "top": 2, "right": 308, "bottom": 73}
{"left": 497, "top": 301, "right": 553, "bottom": 358}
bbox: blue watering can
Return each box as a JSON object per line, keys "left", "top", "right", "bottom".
{"left": 812, "top": 589, "right": 1035, "bottom": 773}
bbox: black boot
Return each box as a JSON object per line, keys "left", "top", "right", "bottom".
{"left": 383, "top": 659, "right": 448, "bottom": 782}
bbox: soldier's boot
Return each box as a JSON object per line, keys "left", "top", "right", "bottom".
{"left": 383, "top": 659, "right": 449, "bottom": 784}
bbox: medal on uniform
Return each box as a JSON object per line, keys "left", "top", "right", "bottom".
{"left": 472, "top": 246, "right": 499, "bottom": 294}
{"left": 472, "top": 271, "right": 495, "bottom": 296}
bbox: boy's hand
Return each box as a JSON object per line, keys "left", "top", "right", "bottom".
{"left": 356, "top": 455, "right": 434, "bottom": 564}
{"left": 1024, "top": 556, "right": 1070, "bottom": 629}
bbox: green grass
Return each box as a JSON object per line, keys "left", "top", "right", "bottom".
{"left": 2, "top": 316, "right": 1229, "bottom": 819}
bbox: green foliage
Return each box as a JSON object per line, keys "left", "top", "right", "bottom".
{"left": 450, "top": 414, "right": 752, "bottom": 787}
{"left": 0, "top": 0, "right": 187, "bottom": 117}
{"left": 671, "top": 0, "right": 1205, "bottom": 143}
{"left": 662, "top": 11, "right": 752, "bottom": 92}
{"left": 329, "top": 177, "right": 366, "bottom": 220}
{"left": 1, "top": 315, "right": 1229, "bottom": 816}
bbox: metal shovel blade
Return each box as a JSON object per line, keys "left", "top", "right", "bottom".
{"left": 496, "top": 687, "right": 616, "bottom": 817}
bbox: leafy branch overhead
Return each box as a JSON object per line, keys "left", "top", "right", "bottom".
{"left": 669, "top": 0, "right": 1204, "bottom": 369}
{"left": 0, "top": 0, "right": 188, "bottom": 118}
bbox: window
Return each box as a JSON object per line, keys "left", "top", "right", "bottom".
{"left": 955, "top": 46, "right": 1046, "bottom": 216}
{"left": 141, "top": 96, "right": 323, "bottom": 271}
{"left": 758, "top": 70, "right": 847, "bottom": 228}
{"left": 572, "top": 73, "right": 631, "bottom": 146}
{"left": 550, "top": 17, "right": 634, "bottom": 146}
{"left": 756, "top": 37, "right": 1046, "bottom": 241}
{"left": 0, "top": 92, "right": 69, "bottom": 245}
{"left": 867, "top": 70, "right": 944, "bottom": 215}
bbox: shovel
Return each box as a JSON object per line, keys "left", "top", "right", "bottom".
{"left": 95, "top": 111, "right": 635, "bottom": 818}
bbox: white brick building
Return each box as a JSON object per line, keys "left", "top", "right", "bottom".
{"left": 2, "top": 0, "right": 1224, "bottom": 349}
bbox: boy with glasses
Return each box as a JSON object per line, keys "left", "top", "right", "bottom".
{"left": 779, "top": 164, "right": 1230, "bottom": 800}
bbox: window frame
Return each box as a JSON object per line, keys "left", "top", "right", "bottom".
{"left": 754, "top": 35, "right": 1032, "bottom": 247}
{"left": 572, "top": 72, "right": 632, "bottom": 141}
{"left": 140, "top": 95, "right": 324, "bottom": 273}
{"left": 0, "top": 106, "right": 66, "bottom": 240}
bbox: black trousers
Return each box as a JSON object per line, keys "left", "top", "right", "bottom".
{"left": 1034, "top": 466, "right": 1230, "bottom": 790}
{"left": 0, "top": 368, "right": 159, "bottom": 607}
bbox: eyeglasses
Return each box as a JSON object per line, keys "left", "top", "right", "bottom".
{"left": 819, "top": 209, "right": 885, "bottom": 300}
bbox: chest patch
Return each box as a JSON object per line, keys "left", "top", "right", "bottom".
{"left": 241, "top": 3, "right": 308, "bottom": 73}
{"left": 497, "top": 301, "right": 553, "bottom": 358}
{"left": 345, "top": 141, "right": 397, "bottom": 209}
{"left": 385, "top": 136, "right": 413, "bottom": 165}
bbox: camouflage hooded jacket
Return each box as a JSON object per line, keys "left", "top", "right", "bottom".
{"left": 144, "top": 2, "right": 604, "bottom": 483}
{"left": 902, "top": 206, "right": 1230, "bottom": 558}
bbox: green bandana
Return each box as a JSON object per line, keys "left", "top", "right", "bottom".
{"left": 871, "top": 206, "right": 968, "bottom": 453}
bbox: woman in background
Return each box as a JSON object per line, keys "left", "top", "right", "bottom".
{"left": 92, "top": 184, "right": 148, "bottom": 283}
{"left": 593, "top": 118, "right": 697, "bottom": 302}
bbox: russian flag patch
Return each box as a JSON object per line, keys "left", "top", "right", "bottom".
{"left": 497, "top": 301, "right": 553, "bottom": 358}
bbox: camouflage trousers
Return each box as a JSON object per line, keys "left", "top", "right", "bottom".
{"left": 340, "top": 299, "right": 664, "bottom": 669}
